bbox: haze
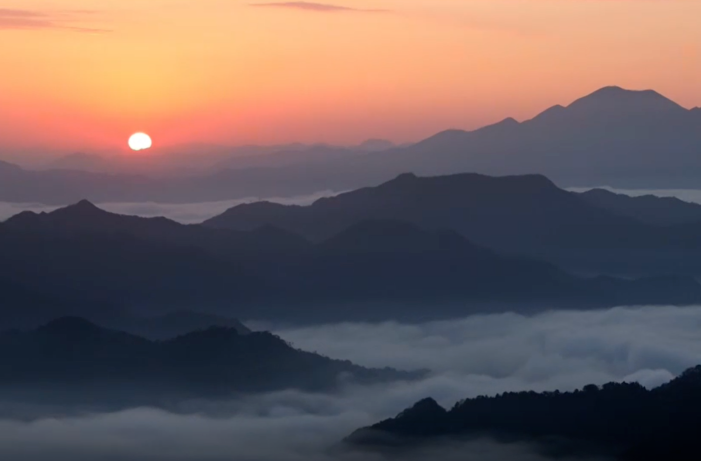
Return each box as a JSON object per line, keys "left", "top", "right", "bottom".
{"left": 4, "top": 1, "right": 701, "bottom": 460}
{"left": 1, "top": 0, "right": 700, "bottom": 158}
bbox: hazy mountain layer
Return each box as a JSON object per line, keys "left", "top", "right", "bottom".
{"left": 577, "top": 188, "right": 701, "bottom": 226}
{"left": 205, "top": 172, "right": 701, "bottom": 276}
{"left": 1, "top": 87, "right": 700, "bottom": 204}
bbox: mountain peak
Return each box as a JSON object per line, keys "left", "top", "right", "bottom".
{"left": 585, "top": 86, "right": 664, "bottom": 99}
{"left": 72, "top": 199, "right": 100, "bottom": 210}
{"left": 48, "top": 199, "right": 108, "bottom": 221}
{"left": 391, "top": 172, "right": 418, "bottom": 182}
{"left": 568, "top": 86, "right": 684, "bottom": 113}
{"left": 396, "top": 397, "right": 446, "bottom": 420}
{"left": 530, "top": 104, "right": 566, "bottom": 123}
{"left": 345, "top": 397, "right": 448, "bottom": 445}
{"left": 589, "top": 85, "right": 628, "bottom": 95}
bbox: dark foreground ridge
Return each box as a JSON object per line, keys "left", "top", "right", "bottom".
{"left": 0, "top": 317, "right": 421, "bottom": 412}
{"left": 346, "top": 366, "right": 701, "bottom": 461}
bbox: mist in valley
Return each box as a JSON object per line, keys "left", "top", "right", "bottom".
{"left": 2, "top": 305, "right": 698, "bottom": 460}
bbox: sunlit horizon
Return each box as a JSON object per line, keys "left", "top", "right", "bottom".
{"left": 1, "top": 0, "right": 700, "bottom": 157}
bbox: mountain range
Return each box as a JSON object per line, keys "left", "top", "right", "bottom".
{"left": 42, "top": 140, "right": 399, "bottom": 176}
{"left": 2, "top": 183, "right": 701, "bottom": 326}
{"left": 377, "top": 86, "right": 701, "bottom": 188}
{"left": 577, "top": 188, "right": 701, "bottom": 227}
{"left": 346, "top": 366, "right": 701, "bottom": 461}
{"left": 0, "top": 317, "right": 418, "bottom": 413}
{"left": 204, "top": 172, "right": 701, "bottom": 276}
{"left": 1, "top": 86, "right": 700, "bottom": 204}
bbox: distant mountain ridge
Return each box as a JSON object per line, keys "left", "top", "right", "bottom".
{"left": 376, "top": 86, "right": 701, "bottom": 188}
{"left": 577, "top": 188, "right": 701, "bottom": 226}
{"left": 4, "top": 199, "right": 310, "bottom": 257}
{"left": 1, "top": 86, "right": 700, "bottom": 204}
{"left": 38, "top": 140, "right": 399, "bottom": 175}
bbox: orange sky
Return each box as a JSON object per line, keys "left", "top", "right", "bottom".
{"left": 1, "top": 0, "right": 700, "bottom": 157}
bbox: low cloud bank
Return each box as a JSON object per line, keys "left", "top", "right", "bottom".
{"left": 0, "top": 407, "right": 604, "bottom": 461}
{"left": 2, "top": 305, "right": 698, "bottom": 460}
{"left": 273, "top": 305, "right": 701, "bottom": 395}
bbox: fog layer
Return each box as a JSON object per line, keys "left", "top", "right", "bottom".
{"left": 4, "top": 305, "right": 699, "bottom": 460}
{"left": 272, "top": 305, "right": 701, "bottom": 394}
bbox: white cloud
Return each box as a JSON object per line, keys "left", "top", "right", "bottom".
{"left": 2, "top": 305, "right": 699, "bottom": 460}
{"left": 270, "top": 305, "right": 701, "bottom": 397}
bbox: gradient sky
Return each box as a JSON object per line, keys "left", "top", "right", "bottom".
{"left": 1, "top": 0, "right": 700, "bottom": 157}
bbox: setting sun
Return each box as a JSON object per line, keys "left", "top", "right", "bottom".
{"left": 128, "top": 133, "right": 152, "bottom": 151}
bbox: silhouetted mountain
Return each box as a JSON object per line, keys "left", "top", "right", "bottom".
{"left": 0, "top": 202, "right": 307, "bottom": 319}
{"left": 110, "top": 311, "right": 251, "bottom": 340}
{"left": 375, "top": 86, "right": 701, "bottom": 188}
{"left": 0, "top": 224, "right": 275, "bottom": 318}
{"left": 3, "top": 199, "right": 310, "bottom": 258}
{"left": 2, "top": 202, "right": 699, "bottom": 323}
{"left": 0, "top": 318, "right": 419, "bottom": 410}
{"left": 2, "top": 87, "right": 699, "bottom": 204}
{"left": 577, "top": 188, "right": 701, "bottom": 226}
{"left": 204, "top": 172, "right": 701, "bottom": 276}
{"left": 346, "top": 366, "right": 701, "bottom": 460}
{"left": 204, "top": 172, "right": 574, "bottom": 240}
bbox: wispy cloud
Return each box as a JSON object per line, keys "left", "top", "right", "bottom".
{"left": 250, "top": 2, "right": 390, "bottom": 14}
{"left": 0, "top": 8, "right": 108, "bottom": 33}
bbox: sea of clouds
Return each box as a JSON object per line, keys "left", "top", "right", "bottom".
{"left": 2, "top": 305, "right": 700, "bottom": 460}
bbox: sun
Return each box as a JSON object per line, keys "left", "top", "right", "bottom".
{"left": 128, "top": 132, "right": 152, "bottom": 151}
